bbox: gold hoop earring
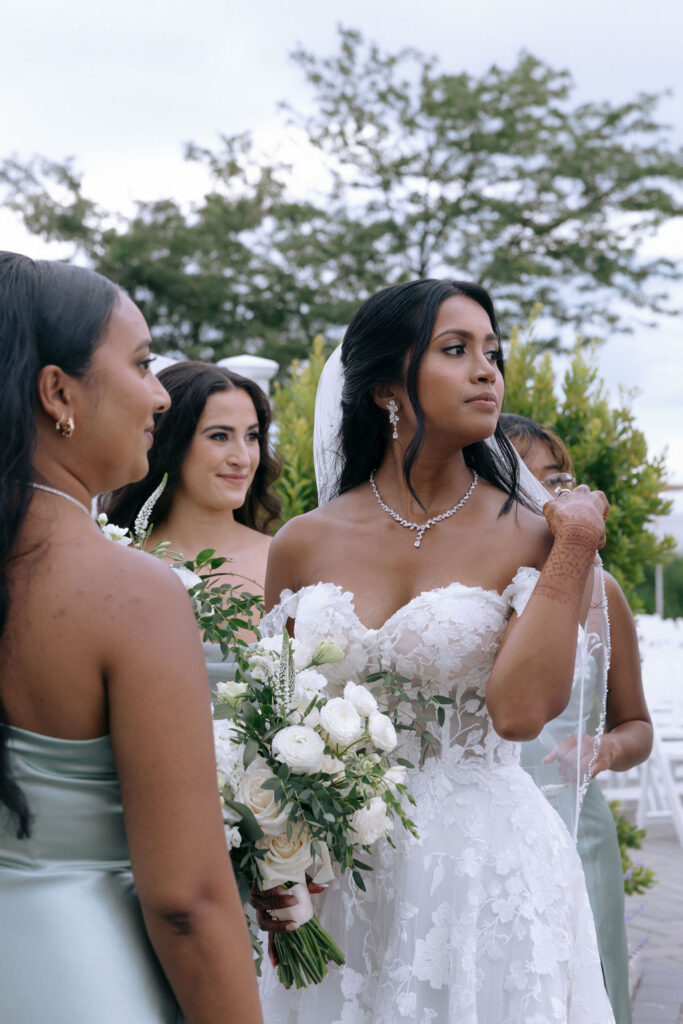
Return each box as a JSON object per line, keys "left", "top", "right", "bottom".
{"left": 55, "top": 415, "right": 75, "bottom": 438}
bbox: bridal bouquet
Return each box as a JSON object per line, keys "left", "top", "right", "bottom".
{"left": 213, "top": 629, "right": 417, "bottom": 989}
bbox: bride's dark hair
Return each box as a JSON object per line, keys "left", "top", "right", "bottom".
{"left": 339, "top": 278, "right": 524, "bottom": 512}
{"left": 102, "top": 361, "right": 281, "bottom": 534}
{"left": 0, "top": 251, "right": 119, "bottom": 838}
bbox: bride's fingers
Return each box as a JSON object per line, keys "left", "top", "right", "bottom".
{"left": 250, "top": 888, "right": 297, "bottom": 912}
{"left": 256, "top": 908, "right": 297, "bottom": 933}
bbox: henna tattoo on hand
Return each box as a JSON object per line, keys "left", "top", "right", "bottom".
{"left": 535, "top": 534, "right": 596, "bottom": 609}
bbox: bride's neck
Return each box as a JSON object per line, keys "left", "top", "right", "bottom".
{"left": 373, "top": 447, "right": 473, "bottom": 519}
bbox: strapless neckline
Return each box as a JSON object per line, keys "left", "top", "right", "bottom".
{"left": 277, "top": 569, "right": 539, "bottom": 634}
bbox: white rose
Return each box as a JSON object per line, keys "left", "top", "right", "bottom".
{"left": 172, "top": 565, "right": 202, "bottom": 589}
{"left": 368, "top": 710, "right": 398, "bottom": 752}
{"left": 216, "top": 679, "right": 249, "bottom": 705}
{"left": 320, "top": 697, "right": 363, "bottom": 747}
{"left": 383, "top": 764, "right": 407, "bottom": 791}
{"left": 343, "top": 681, "right": 378, "bottom": 718}
{"left": 257, "top": 829, "right": 314, "bottom": 889}
{"left": 224, "top": 824, "right": 242, "bottom": 850}
{"left": 351, "top": 796, "right": 393, "bottom": 846}
{"left": 294, "top": 668, "right": 328, "bottom": 705}
{"left": 236, "top": 757, "right": 291, "bottom": 835}
{"left": 272, "top": 725, "right": 325, "bottom": 774}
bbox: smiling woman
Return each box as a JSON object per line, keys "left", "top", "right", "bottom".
{"left": 104, "top": 360, "right": 282, "bottom": 603}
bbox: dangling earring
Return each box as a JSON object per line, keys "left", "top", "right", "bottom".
{"left": 55, "top": 415, "right": 75, "bottom": 438}
{"left": 386, "top": 400, "right": 399, "bottom": 440}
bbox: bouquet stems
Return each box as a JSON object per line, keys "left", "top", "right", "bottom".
{"left": 273, "top": 917, "right": 345, "bottom": 990}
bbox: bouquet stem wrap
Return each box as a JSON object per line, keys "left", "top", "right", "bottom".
{"left": 271, "top": 885, "right": 345, "bottom": 990}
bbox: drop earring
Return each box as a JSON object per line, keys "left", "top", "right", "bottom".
{"left": 386, "top": 400, "right": 399, "bottom": 440}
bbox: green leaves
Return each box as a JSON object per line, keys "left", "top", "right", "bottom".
{"left": 503, "top": 323, "right": 674, "bottom": 608}
{"left": 5, "top": 29, "right": 682, "bottom": 359}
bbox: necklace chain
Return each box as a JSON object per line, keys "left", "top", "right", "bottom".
{"left": 29, "top": 482, "right": 92, "bottom": 517}
{"left": 369, "top": 471, "right": 478, "bottom": 548}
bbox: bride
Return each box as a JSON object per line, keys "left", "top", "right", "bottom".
{"left": 253, "top": 279, "right": 615, "bottom": 1023}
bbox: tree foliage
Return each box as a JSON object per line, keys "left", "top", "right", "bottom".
{"left": 2, "top": 27, "right": 683, "bottom": 358}
{"left": 503, "top": 314, "right": 675, "bottom": 607}
{"left": 285, "top": 28, "right": 683, "bottom": 343}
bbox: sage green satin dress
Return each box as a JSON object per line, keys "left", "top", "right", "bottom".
{"left": 578, "top": 780, "right": 632, "bottom": 1024}
{"left": 0, "top": 726, "right": 181, "bottom": 1024}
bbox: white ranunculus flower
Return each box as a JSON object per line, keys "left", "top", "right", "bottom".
{"left": 294, "top": 668, "right": 328, "bottom": 705}
{"left": 272, "top": 725, "right": 325, "bottom": 774}
{"left": 216, "top": 679, "right": 249, "bottom": 705}
{"left": 383, "top": 764, "right": 407, "bottom": 791}
{"left": 320, "top": 697, "right": 363, "bottom": 747}
{"left": 368, "top": 710, "right": 398, "bottom": 752}
{"left": 310, "top": 638, "right": 346, "bottom": 666}
{"left": 236, "top": 757, "right": 291, "bottom": 835}
{"left": 351, "top": 796, "right": 393, "bottom": 846}
{"left": 224, "top": 824, "right": 242, "bottom": 850}
{"left": 343, "top": 681, "right": 378, "bottom": 718}
{"left": 257, "top": 829, "right": 314, "bottom": 888}
{"left": 171, "top": 565, "right": 202, "bottom": 589}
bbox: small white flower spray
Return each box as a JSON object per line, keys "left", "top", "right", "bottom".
{"left": 134, "top": 473, "right": 168, "bottom": 544}
{"left": 274, "top": 628, "right": 297, "bottom": 720}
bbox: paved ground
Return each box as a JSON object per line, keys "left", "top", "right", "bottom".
{"left": 628, "top": 823, "right": 683, "bottom": 1023}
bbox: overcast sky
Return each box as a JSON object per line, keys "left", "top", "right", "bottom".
{"left": 1, "top": 0, "right": 682, "bottom": 486}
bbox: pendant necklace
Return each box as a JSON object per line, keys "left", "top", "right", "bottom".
{"left": 369, "top": 471, "right": 478, "bottom": 549}
{"left": 29, "top": 482, "right": 92, "bottom": 518}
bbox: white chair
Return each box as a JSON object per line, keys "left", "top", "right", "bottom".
{"left": 599, "top": 707, "right": 683, "bottom": 847}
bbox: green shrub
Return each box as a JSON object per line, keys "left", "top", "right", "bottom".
{"left": 272, "top": 334, "right": 328, "bottom": 524}
{"left": 608, "top": 801, "right": 656, "bottom": 896}
{"left": 504, "top": 316, "right": 675, "bottom": 609}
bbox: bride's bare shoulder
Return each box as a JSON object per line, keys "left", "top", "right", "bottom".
{"left": 265, "top": 494, "right": 359, "bottom": 604}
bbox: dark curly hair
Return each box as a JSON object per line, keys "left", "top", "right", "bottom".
{"left": 103, "top": 361, "right": 281, "bottom": 533}
{"left": 338, "top": 278, "right": 529, "bottom": 514}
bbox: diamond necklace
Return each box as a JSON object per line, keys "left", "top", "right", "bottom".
{"left": 29, "top": 482, "right": 92, "bottom": 517}
{"left": 369, "top": 470, "right": 478, "bottom": 549}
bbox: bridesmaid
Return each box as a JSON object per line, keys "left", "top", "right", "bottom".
{"left": 104, "top": 361, "right": 281, "bottom": 612}
{"left": 0, "top": 253, "right": 262, "bottom": 1024}
{"left": 500, "top": 412, "right": 653, "bottom": 1024}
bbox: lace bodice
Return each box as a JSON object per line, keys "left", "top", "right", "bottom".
{"left": 261, "top": 567, "right": 540, "bottom": 772}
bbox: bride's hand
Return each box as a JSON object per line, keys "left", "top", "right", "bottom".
{"left": 250, "top": 881, "right": 326, "bottom": 967}
{"left": 543, "top": 484, "right": 609, "bottom": 550}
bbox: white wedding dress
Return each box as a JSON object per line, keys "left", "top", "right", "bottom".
{"left": 257, "top": 567, "right": 615, "bottom": 1024}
